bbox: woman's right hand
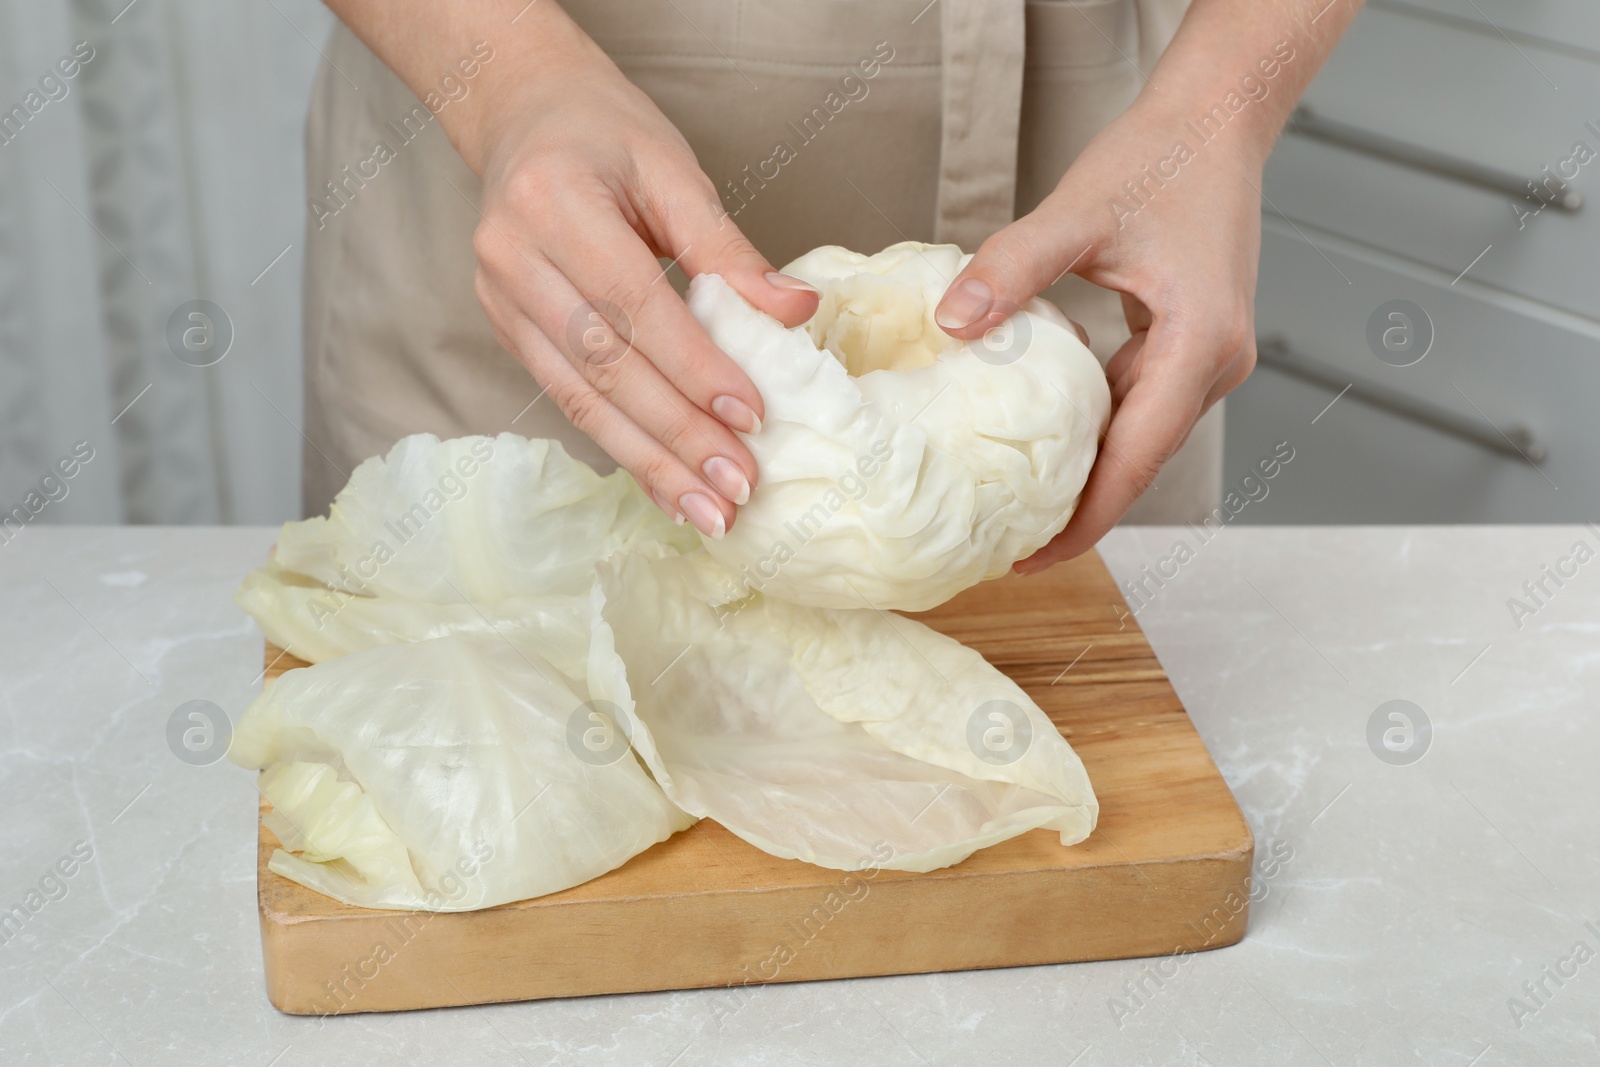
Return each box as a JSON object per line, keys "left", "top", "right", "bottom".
{"left": 449, "top": 20, "right": 818, "bottom": 539}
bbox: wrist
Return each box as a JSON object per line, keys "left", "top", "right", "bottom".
{"left": 1123, "top": 89, "right": 1277, "bottom": 176}
{"left": 445, "top": 15, "right": 612, "bottom": 175}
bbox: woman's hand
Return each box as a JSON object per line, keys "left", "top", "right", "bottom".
{"left": 464, "top": 34, "right": 818, "bottom": 539}
{"left": 936, "top": 98, "right": 1264, "bottom": 570}
{"left": 326, "top": 0, "right": 819, "bottom": 539}
{"left": 934, "top": 0, "right": 1360, "bottom": 571}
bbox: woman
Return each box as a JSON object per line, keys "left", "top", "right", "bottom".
{"left": 301, "top": 0, "right": 1357, "bottom": 570}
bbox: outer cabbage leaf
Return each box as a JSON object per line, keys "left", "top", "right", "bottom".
{"left": 275, "top": 433, "right": 695, "bottom": 602}
{"left": 230, "top": 635, "right": 694, "bottom": 911}
{"left": 586, "top": 549, "right": 1097, "bottom": 873}
{"left": 685, "top": 242, "right": 1110, "bottom": 611}
{"left": 237, "top": 433, "right": 693, "bottom": 664}
{"left": 237, "top": 562, "right": 592, "bottom": 677}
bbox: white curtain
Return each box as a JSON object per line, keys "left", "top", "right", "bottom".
{"left": 0, "top": 0, "right": 332, "bottom": 526}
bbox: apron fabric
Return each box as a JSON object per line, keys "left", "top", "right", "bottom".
{"left": 300, "top": 0, "right": 1219, "bottom": 522}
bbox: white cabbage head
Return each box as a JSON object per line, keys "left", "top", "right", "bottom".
{"left": 686, "top": 242, "right": 1109, "bottom": 611}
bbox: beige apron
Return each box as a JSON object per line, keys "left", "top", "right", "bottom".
{"left": 300, "top": 0, "right": 1220, "bottom": 521}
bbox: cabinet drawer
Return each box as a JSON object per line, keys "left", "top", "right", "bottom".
{"left": 1225, "top": 225, "right": 1600, "bottom": 523}
{"left": 1261, "top": 5, "right": 1600, "bottom": 319}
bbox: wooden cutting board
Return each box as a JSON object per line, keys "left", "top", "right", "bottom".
{"left": 253, "top": 550, "right": 1253, "bottom": 1015}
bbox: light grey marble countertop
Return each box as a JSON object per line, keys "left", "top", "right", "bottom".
{"left": 2, "top": 526, "right": 1595, "bottom": 1066}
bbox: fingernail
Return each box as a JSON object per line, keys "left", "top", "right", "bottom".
{"left": 702, "top": 456, "right": 751, "bottom": 506}
{"left": 765, "top": 271, "right": 819, "bottom": 294}
{"left": 647, "top": 487, "right": 684, "bottom": 523}
{"left": 1014, "top": 556, "right": 1049, "bottom": 576}
{"left": 680, "top": 492, "right": 726, "bottom": 539}
{"left": 711, "top": 394, "right": 762, "bottom": 435}
{"left": 935, "top": 278, "right": 993, "bottom": 331}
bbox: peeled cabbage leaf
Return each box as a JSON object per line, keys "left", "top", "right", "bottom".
{"left": 586, "top": 548, "right": 1096, "bottom": 873}
{"left": 237, "top": 561, "right": 592, "bottom": 676}
{"left": 275, "top": 433, "right": 695, "bottom": 602}
{"left": 230, "top": 635, "right": 694, "bottom": 911}
{"left": 238, "top": 433, "right": 694, "bottom": 664}
{"left": 685, "top": 242, "right": 1110, "bottom": 611}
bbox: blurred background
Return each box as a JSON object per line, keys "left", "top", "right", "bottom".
{"left": 2, "top": 0, "right": 1596, "bottom": 528}
{"left": 1229, "top": 0, "right": 1600, "bottom": 523}
{"left": 1, "top": 0, "right": 332, "bottom": 527}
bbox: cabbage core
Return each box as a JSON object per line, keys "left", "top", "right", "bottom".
{"left": 803, "top": 274, "right": 949, "bottom": 376}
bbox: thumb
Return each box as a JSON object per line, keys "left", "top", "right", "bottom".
{"left": 669, "top": 196, "right": 820, "bottom": 328}
{"left": 934, "top": 207, "right": 1092, "bottom": 340}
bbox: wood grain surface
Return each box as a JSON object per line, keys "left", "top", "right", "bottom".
{"left": 253, "top": 550, "right": 1253, "bottom": 1015}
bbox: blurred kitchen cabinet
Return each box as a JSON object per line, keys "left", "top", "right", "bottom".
{"left": 1375, "top": 0, "right": 1600, "bottom": 56}
{"left": 1231, "top": 0, "right": 1600, "bottom": 522}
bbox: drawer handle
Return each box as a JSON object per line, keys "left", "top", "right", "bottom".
{"left": 1287, "top": 105, "right": 1582, "bottom": 213}
{"left": 1256, "top": 336, "right": 1549, "bottom": 463}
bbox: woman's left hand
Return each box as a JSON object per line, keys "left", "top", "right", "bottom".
{"left": 935, "top": 0, "right": 1363, "bottom": 572}
{"left": 935, "top": 95, "right": 1265, "bottom": 572}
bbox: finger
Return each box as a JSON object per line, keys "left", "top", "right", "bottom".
{"left": 1120, "top": 291, "right": 1154, "bottom": 336}
{"left": 482, "top": 208, "right": 761, "bottom": 498}
{"left": 1205, "top": 334, "right": 1258, "bottom": 407}
{"left": 1106, "top": 295, "right": 1249, "bottom": 409}
{"left": 557, "top": 284, "right": 760, "bottom": 507}
{"left": 933, "top": 199, "right": 1096, "bottom": 340}
{"left": 542, "top": 205, "right": 771, "bottom": 440}
{"left": 491, "top": 170, "right": 770, "bottom": 440}
{"left": 1113, "top": 325, "right": 1254, "bottom": 413}
{"left": 659, "top": 179, "right": 821, "bottom": 329}
{"left": 475, "top": 268, "right": 739, "bottom": 538}
{"left": 1049, "top": 316, "right": 1260, "bottom": 566}
{"left": 1014, "top": 324, "right": 1213, "bottom": 571}
{"left": 1105, "top": 329, "right": 1149, "bottom": 407}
